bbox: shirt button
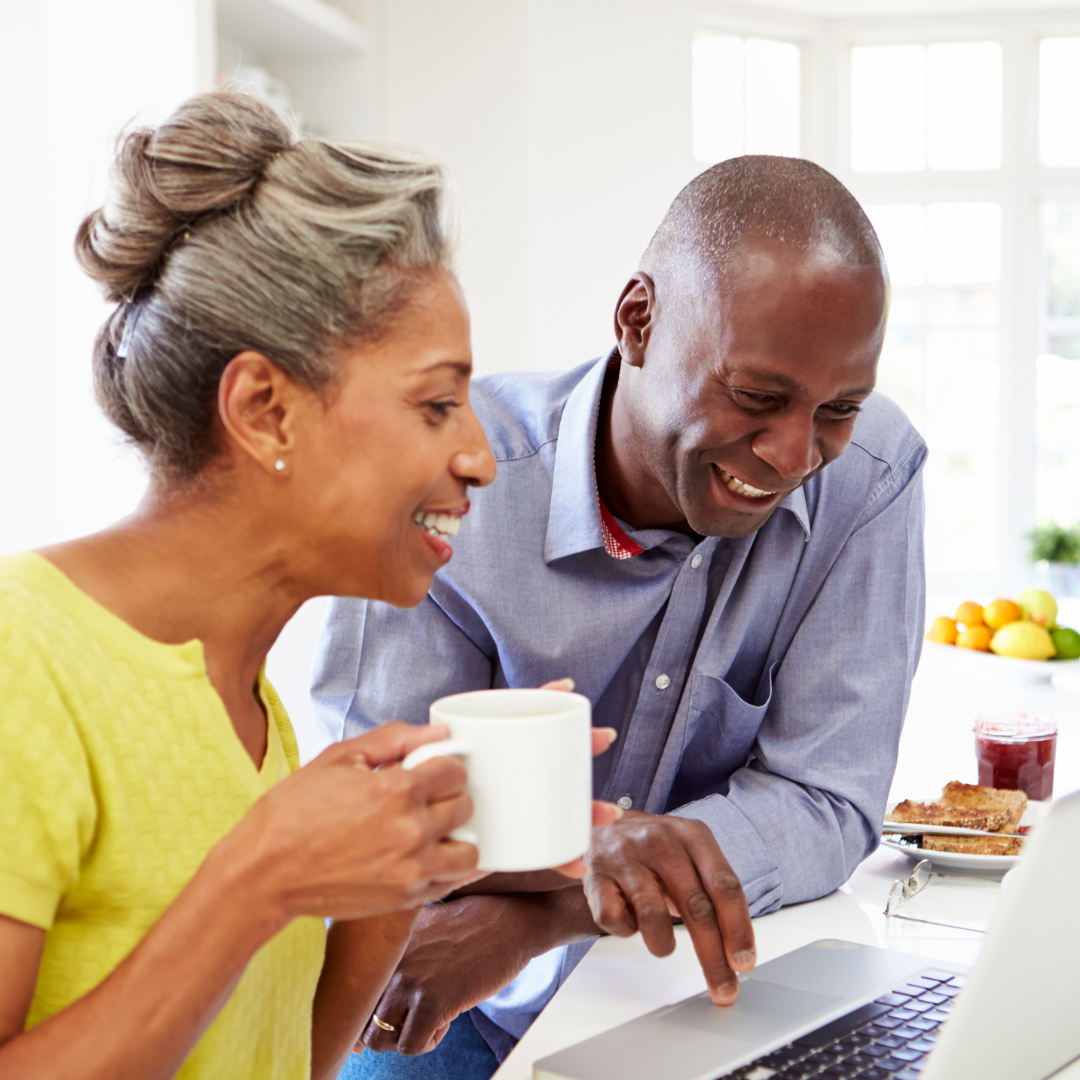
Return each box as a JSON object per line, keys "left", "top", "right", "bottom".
{"left": 690, "top": 553, "right": 703, "bottom": 569}
{"left": 655, "top": 674, "right": 671, "bottom": 690}
{"left": 617, "top": 795, "right": 633, "bottom": 810}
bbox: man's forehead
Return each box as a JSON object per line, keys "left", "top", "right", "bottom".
{"left": 720, "top": 359, "right": 877, "bottom": 398}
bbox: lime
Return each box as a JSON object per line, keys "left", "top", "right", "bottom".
{"left": 1050, "top": 627, "right": 1080, "bottom": 661}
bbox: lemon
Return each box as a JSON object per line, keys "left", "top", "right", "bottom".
{"left": 990, "top": 621, "right": 1055, "bottom": 660}
{"left": 1050, "top": 627, "right": 1080, "bottom": 661}
{"left": 985, "top": 599, "right": 1023, "bottom": 630}
{"left": 957, "top": 625, "right": 992, "bottom": 651}
{"left": 955, "top": 601, "right": 984, "bottom": 628}
{"left": 1017, "top": 589, "right": 1058, "bottom": 628}
{"left": 927, "top": 616, "right": 958, "bottom": 644}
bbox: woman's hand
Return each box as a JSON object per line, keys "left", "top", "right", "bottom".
{"left": 222, "top": 722, "right": 480, "bottom": 926}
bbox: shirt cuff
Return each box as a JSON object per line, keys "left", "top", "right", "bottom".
{"left": 0, "top": 866, "right": 61, "bottom": 930}
{"left": 669, "top": 793, "right": 783, "bottom": 916}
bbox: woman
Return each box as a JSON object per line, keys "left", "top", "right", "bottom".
{"left": 0, "top": 92, "right": 612, "bottom": 1079}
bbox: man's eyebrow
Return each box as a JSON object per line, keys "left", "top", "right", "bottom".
{"left": 727, "top": 366, "right": 875, "bottom": 398}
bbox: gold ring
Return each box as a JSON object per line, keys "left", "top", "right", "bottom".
{"left": 372, "top": 1013, "right": 398, "bottom": 1033}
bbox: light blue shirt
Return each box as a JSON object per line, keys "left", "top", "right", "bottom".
{"left": 311, "top": 352, "right": 926, "bottom": 1056}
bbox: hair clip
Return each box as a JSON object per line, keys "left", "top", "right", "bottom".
{"left": 117, "top": 291, "right": 150, "bottom": 359}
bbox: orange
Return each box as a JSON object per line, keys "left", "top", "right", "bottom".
{"left": 957, "top": 625, "right": 993, "bottom": 651}
{"left": 926, "top": 616, "right": 958, "bottom": 644}
{"left": 954, "top": 601, "right": 984, "bottom": 628}
{"left": 984, "top": 599, "right": 1023, "bottom": 630}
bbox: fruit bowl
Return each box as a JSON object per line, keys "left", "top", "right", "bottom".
{"left": 923, "top": 639, "right": 1079, "bottom": 682}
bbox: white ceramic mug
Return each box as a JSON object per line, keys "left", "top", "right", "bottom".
{"left": 401, "top": 688, "right": 593, "bottom": 872}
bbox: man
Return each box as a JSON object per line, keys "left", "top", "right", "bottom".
{"left": 313, "top": 156, "right": 926, "bottom": 1080}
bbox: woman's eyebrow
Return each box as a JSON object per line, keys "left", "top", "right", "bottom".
{"left": 420, "top": 359, "right": 472, "bottom": 377}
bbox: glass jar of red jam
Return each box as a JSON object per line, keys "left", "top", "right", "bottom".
{"left": 974, "top": 714, "right": 1057, "bottom": 801}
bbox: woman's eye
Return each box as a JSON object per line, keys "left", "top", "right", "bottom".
{"left": 426, "top": 398, "right": 460, "bottom": 419}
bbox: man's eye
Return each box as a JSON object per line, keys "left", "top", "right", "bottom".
{"left": 820, "top": 402, "right": 862, "bottom": 420}
{"left": 733, "top": 389, "right": 777, "bottom": 408}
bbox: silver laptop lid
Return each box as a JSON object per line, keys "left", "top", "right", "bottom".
{"left": 921, "top": 788, "right": 1080, "bottom": 1080}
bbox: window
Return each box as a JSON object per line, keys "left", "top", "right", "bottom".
{"left": 1037, "top": 203, "right": 1080, "bottom": 529}
{"left": 850, "top": 42, "right": 1002, "bottom": 173}
{"left": 840, "top": 29, "right": 1080, "bottom": 590}
{"left": 692, "top": 35, "right": 800, "bottom": 164}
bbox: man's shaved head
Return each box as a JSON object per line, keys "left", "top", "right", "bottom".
{"left": 641, "top": 155, "right": 885, "bottom": 295}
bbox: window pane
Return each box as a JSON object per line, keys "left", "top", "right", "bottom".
{"left": 927, "top": 42, "right": 1002, "bottom": 170}
{"left": 866, "top": 204, "right": 925, "bottom": 287}
{"left": 851, "top": 45, "right": 925, "bottom": 173}
{"left": 744, "top": 38, "right": 800, "bottom": 156}
{"left": 865, "top": 200, "right": 1002, "bottom": 575}
{"left": 926, "top": 203, "right": 1000, "bottom": 286}
{"left": 1037, "top": 202, "right": 1080, "bottom": 529}
{"left": 1040, "top": 38, "right": 1080, "bottom": 168}
{"left": 692, "top": 36, "right": 743, "bottom": 164}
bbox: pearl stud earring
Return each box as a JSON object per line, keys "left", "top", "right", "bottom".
{"left": 274, "top": 459, "right": 286, "bottom": 473}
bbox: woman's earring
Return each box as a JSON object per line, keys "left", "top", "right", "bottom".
{"left": 274, "top": 459, "right": 286, "bottom": 473}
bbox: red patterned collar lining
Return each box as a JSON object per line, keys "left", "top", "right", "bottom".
{"left": 598, "top": 497, "right": 644, "bottom": 560}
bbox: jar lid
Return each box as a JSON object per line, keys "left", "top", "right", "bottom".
{"left": 974, "top": 712, "right": 1058, "bottom": 740}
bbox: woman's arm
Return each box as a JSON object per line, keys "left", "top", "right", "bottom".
{"left": 310, "top": 911, "right": 419, "bottom": 1080}
{"left": 0, "top": 843, "right": 286, "bottom": 1080}
{"left": 0, "top": 723, "right": 476, "bottom": 1080}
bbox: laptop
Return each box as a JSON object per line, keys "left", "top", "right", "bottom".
{"left": 534, "top": 788, "right": 1080, "bottom": 1080}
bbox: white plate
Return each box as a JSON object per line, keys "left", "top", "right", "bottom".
{"left": 880, "top": 798, "right": 1050, "bottom": 873}
{"left": 923, "top": 639, "right": 1079, "bottom": 683}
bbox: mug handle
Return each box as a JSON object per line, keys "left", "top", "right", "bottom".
{"left": 400, "top": 737, "right": 479, "bottom": 848}
{"left": 401, "top": 736, "right": 471, "bottom": 771}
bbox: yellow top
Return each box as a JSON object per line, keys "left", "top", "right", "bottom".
{"left": 0, "top": 552, "right": 326, "bottom": 1079}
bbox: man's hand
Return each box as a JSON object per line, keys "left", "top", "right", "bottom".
{"left": 584, "top": 811, "right": 756, "bottom": 1005}
{"left": 357, "top": 889, "right": 595, "bottom": 1056}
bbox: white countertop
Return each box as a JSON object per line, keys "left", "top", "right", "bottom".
{"left": 493, "top": 610, "right": 1080, "bottom": 1080}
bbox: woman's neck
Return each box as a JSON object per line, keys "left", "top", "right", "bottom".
{"left": 39, "top": 481, "right": 310, "bottom": 767}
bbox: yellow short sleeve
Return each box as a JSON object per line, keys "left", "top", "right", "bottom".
{"left": 0, "top": 612, "right": 96, "bottom": 930}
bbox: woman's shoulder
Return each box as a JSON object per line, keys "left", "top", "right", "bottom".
{"left": 0, "top": 552, "right": 81, "bottom": 640}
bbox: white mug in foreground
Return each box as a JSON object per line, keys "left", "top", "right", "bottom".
{"left": 401, "top": 688, "right": 593, "bottom": 872}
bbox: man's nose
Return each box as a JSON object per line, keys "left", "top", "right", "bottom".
{"left": 750, "top": 409, "right": 822, "bottom": 484}
{"left": 452, "top": 405, "right": 497, "bottom": 489}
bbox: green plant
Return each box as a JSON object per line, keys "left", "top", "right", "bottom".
{"left": 1028, "top": 522, "right": 1080, "bottom": 565}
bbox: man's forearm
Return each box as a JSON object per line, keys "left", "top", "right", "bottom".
{"left": 447, "top": 869, "right": 581, "bottom": 898}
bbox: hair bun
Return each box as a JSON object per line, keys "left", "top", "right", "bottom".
{"left": 76, "top": 92, "right": 295, "bottom": 300}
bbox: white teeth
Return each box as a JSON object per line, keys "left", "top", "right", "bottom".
{"left": 412, "top": 510, "right": 462, "bottom": 540}
{"left": 717, "top": 467, "right": 776, "bottom": 499}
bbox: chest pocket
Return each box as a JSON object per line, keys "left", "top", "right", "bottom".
{"left": 664, "top": 664, "right": 778, "bottom": 812}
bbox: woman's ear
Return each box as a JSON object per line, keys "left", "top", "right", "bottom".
{"left": 217, "top": 351, "right": 298, "bottom": 475}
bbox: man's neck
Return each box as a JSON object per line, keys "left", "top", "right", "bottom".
{"left": 594, "top": 360, "right": 694, "bottom": 535}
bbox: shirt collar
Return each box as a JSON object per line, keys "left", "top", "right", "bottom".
{"left": 543, "top": 351, "right": 813, "bottom": 563}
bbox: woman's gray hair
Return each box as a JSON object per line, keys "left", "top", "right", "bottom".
{"left": 76, "top": 90, "right": 453, "bottom": 480}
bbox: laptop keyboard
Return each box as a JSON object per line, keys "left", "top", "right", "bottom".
{"left": 719, "top": 970, "right": 966, "bottom": 1080}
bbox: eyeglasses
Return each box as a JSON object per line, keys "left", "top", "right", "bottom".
{"left": 884, "top": 859, "right": 985, "bottom": 934}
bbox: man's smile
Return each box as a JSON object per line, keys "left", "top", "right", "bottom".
{"left": 713, "top": 465, "right": 777, "bottom": 499}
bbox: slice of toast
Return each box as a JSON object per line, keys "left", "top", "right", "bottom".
{"left": 886, "top": 782, "right": 1027, "bottom": 833}
{"left": 939, "top": 781, "right": 1027, "bottom": 833}
{"left": 920, "top": 834, "right": 1023, "bottom": 856}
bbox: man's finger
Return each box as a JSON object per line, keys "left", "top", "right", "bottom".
{"left": 397, "top": 998, "right": 453, "bottom": 1056}
{"left": 584, "top": 873, "right": 636, "bottom": 937}
{"left": 657, "top": 855, "right": 737, "bottom": 1005}
{"left": 340, "top": 722, "right": 451, "bottom": 769}
{"left": 362, "top": 996, "right": 407, "bottom": 1053}
{"left": 590, "top": 728, "right": 618, "bottom": 756}
{"left": 688, "top": 830, "right": 756, "bottom": 974}
{"left": 617, "top": 866, "right": 677, "bottom": 958}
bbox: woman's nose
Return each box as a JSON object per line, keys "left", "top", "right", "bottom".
{"left": 453, "top": 406, "right": 497, "bottom": 488}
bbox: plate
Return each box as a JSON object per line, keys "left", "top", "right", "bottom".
{"left": 880, "top": 799, "right": 1050, "bottom": 873}
{"left": 923, "top": 640, "right": 1079, "bottom": 683}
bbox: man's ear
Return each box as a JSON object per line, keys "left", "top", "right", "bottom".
{"left": 613, "top": 272, "right": 657, "bottom": 369}
{"left": 217, "top": 351, "right": 298, "bottom": 475}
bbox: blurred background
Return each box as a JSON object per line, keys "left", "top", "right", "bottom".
{"left": 2, "top": 0, "right": 1079, "bottom": 755}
